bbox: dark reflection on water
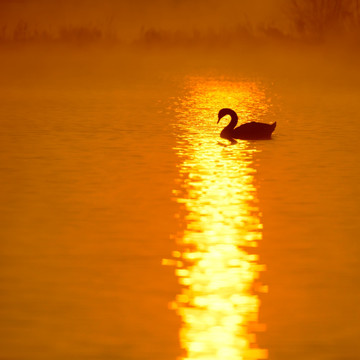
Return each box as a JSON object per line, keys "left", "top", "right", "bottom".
{"left": 165, "top": 77, "right": 273, "bottom": 360}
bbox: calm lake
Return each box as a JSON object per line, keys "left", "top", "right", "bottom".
{"left": 1, "top": 48, "right": 360, "bottom": 360}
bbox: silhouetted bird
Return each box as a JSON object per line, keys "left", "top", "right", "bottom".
{"left": 217, "top": 108, "right": 276, "bottom": 140}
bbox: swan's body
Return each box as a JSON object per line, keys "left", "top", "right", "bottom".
{"left": 217, "top": 108, "right": 276, "bottom": 140}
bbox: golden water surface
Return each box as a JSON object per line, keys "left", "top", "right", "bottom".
{"left": 2, "top": 50, "right": 360, "bottom": 360}
{"left": 166, "top": 78, "right": 271, "bottom": 360}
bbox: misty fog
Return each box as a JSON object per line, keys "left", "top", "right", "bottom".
{"left": 0, "top": 0, "right": 286, "bottom": 40}
{"left": 1, "top": 0, "right": 360, "bottom": 80}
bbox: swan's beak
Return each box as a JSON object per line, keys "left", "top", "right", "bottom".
{"left": 217, "top": 116, "right": 221, "bottom": 124}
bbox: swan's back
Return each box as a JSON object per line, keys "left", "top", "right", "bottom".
{"left": 233, "top": 121, "right": 276, "bottom": 140}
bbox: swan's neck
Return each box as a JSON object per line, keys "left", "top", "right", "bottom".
{"left": 225, "top": 110, "right": 238, "bottom": 130}
{"left": 219, "top": 110, "right": 238, "bottom": 140}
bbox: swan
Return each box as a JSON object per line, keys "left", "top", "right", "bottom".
{"left": 217, "top": 108, "right": 276, "bottom": 140}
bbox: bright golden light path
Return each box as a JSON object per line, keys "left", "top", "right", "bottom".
{"left": 167, "top": 77, "right": 269, "bottom": 360}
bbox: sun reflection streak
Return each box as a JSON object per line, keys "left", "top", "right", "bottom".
{"left": 167, "top": 77, "right": 270, "bottom": 360}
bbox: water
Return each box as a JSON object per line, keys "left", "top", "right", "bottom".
{"left": 1, "top": 49, "right": 360, "bottom": 360}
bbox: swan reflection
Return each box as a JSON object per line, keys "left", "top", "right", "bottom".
{"left": 168, "top": 77, "right": 270, "bottom": 360}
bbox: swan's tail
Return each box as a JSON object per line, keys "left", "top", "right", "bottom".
{"left": 271, "top": 122, "right": 277, "bottom": 132}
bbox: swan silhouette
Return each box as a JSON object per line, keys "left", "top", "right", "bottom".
{"left": 217, "top": 108, "right": 276, "bottom": 140}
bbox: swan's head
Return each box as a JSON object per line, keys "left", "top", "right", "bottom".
{"left": 217, "top": 108, "right": 237, "bottom": 124}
